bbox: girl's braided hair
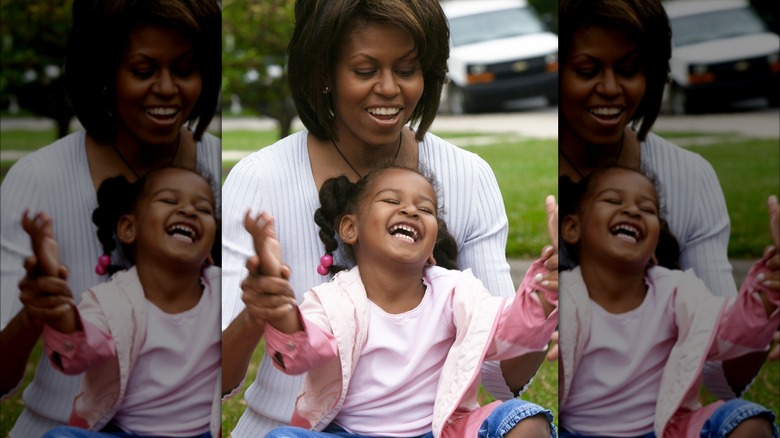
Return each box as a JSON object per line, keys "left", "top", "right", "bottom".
{"left": 91, "top": 165, "right": 218, "bottom": 276}
{"left": 313, "top": 164, "right": 458, "bottom": 275}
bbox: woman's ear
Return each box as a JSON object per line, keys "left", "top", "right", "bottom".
{"left": 561, "top": 215, "right": 581, "bottom": 245}
{"left": 339, "top": 214, "right": 358, "bottom": 245}
{"left": 117, "top": 215, "right": 137, "bottom": 245}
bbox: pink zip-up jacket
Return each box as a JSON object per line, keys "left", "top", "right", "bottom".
{"left": 264, "top": 262, "right": 558, "bottom": 437}
{"left": 42, "top": 266, "right": 222, "bottom": 437}
{"left": 559, "top": 258, "right": 778, "bottom": 437}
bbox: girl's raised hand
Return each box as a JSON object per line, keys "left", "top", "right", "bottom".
{"left": 19, "top": 211, "right": 75, "bottom": 329}
{"left": 244, "top": 210, "right": 284, "bottom": 278}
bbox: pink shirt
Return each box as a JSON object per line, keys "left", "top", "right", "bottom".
{"left": 335, "top": 279, "right": 454, "bottom": 436}
{"left": 112, "top": 282, "right": 220, "bottom": 436}
{"left": 562, "top": 280, "right": 676, "bottom": 436}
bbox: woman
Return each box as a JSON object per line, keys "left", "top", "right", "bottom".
{"left": 0, "top": 0, "right": 221, "bottom": 436}
{"left": 557, "top": 0, "right": 778, "bottom": 402}
{"left": 220, "top": 0, "right": 556, "bottom": 436}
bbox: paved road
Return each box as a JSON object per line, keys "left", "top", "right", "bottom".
{"left": 2, "top": 107, "right": 777, "bottom": 139}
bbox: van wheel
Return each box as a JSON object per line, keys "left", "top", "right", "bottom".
{"left": 447, "top": 84, "right": 470, "bottom": 115}
{"left": 668, "top": 83, "right": 689, "bottom": 115}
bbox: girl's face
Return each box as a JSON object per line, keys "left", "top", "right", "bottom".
{"left": 563, "top": 168, "right": 660, "bottom": 267}
{"left": 342, "top": 168, "right": 438, "bottom": 268}
{"left": 560, "top": 25, "right": 646, "bottom": 148}
{"left": 331, "top": 22, "right": 423, "bottom": 149}
{"left": 120, "top": 168, "right": 216, "bottom": 268}
{"left": 114, "top": 25, "right": 202, "bottom": 147}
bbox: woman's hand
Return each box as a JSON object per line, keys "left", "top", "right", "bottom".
{"left": 762, "top": 195, "right": 780, "bottom": 360}
{"left": 18, "top": 255, "right": 75, "bottom": 329}
{"left": 240, "top": 255, "right": 297, "bottom": 330}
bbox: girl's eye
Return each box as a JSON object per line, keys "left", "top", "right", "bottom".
{"left": 197, "top": 206, "right": 213, "bottom": 214}
{"left": 161, "top": 198, "right": 177, "bottom": 205}
{"left": 418, "top": 206, "right": 433, "bottom": 214}
{"left": 382, "top": 199, "right": 399, "bottom": 205}
{"left": 604, "top": 198, "right": 621, "bottom": 205}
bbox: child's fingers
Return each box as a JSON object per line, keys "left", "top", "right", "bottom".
{"left": 546, "top": 331, "right": 559, "bottom": 362}
{"left": 769, "top": 195, "right": 779, "bottom": 249}
{"left": 545, "top": 195, "right": 558, "bottom": 250}
{"left": 768, "top": 332, "right": 780, "bottom": 361}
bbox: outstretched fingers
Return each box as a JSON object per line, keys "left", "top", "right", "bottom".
{"left": 244, "top": 210, "right": 283, "bottom": 277}
{"left": 545, "top": 195, "right": 558, "bottom": 251}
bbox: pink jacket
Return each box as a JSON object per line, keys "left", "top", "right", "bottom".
{"left": 559, "top": 259, "right": 778, "bottom": 437}
{"left": 265, "top": 262, "right": 558, "bottom": 437}
{"left": 42, "top": 266, "right": 222, "bottom": 436}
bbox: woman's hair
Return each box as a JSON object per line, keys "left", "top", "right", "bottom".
{"left": 65, "top": 0, "right": 221, "bottom": 143}
{"left": 288, "top": 0, "right": 450, "bottom": 142}
{"left": 313, "top": 164, "right": 458, "bottom": 275}
{"left": 91, "top": 165, "right": 218, "bottom": 275}
{"left": 559, "top": 166, "right": 680, "bottom": 269}
{"left": 558, "top": 0, "right": 672, "bottom": 140}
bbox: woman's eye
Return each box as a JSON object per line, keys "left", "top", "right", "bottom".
{"left": 396, "top": 68, "right": 417, "bottom": 77}
{"left": 575, "top": 68, "right": 597, "bottom": 78}
{"left": 355, "top": 70, "right": 376, "bottom": 78}
{"left": 131, "top": 69, "right": 154, "bottom": 78}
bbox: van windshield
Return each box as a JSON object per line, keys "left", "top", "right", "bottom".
{"left": 671, "top": 7, "right": 767, "bottom": 47}
{"left": 449, "top": 7, "right": 545, "bottom": 47}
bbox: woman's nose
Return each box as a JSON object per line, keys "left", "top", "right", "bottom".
{"left": 374, "top": 70, "right": 400, "bottom": 97}
{"left": 153, "top": 70, "right": 178, "bottom": 96}
{"left": 596, "top": 70, "right": 621, "bottom": 97}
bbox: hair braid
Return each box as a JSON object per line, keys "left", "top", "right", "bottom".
{"left": 314, "top": 175, "right": 358, "bottom": 274}
{"left": 91, "top": 175, "right": 138, "bottom": 275}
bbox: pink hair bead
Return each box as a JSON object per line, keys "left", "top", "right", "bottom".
{"left": 320, "top": 254, "right": 333, "bottom": 268}
{"left": 95, "top": 264, "right": 107, "bottom": 276}
{"left": 98, "top": 254, "right": 111, "bottom": 267}
{"left": 317, "top": 264, "right": 329, "bottom": 276}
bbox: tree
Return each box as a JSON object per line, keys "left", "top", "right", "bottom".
{"left": 222, "top": 0, "right": 297, "bottom": 139}
{"left": 0, "top": 0, "right": 75, "bottom": 139}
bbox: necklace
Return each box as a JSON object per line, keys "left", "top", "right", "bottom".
{"left": 331, "top": 133, "right": 403, "bottom": 179}
{"left": 111, "top": 134, "right": 181, "bottom": 179}
{"left": 560, "top": 131, "right": 625, "bottom": 180}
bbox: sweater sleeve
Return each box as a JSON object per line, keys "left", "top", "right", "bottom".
{"left": 487, "top": 259, "right": 558, "bottom": 361}
{"left": 710, "top": 255, "right": 779, "bottom": 359}
{"left": 264, "top": 305, "right": 338, "bottom": 376}
{"left": 42, "top": 317, "right": 115, "bottom": 375}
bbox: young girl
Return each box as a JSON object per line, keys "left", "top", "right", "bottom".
{"left": 249, "top": 165, "right": 559, "bottom": 438}
{"left": 558, "top": 166, "right": 779, "bottom": 438}
{"left": 24, "top": 167, "right": 221, "bottom": 438}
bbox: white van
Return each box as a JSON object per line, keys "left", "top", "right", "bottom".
{"left": 440, "top": 0, "right": 558, "bottom": 114}
{"left": 663, "top": 0, "right": 780, "bottom": 114}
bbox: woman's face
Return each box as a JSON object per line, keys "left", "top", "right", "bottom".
{"left": 114, "top": 25, "right": 202, "bottom": 147}
{"left": 560, "top": 25, "right": 646, "bottom": 147}
{"left": 331, "top": 22, "right": 424, "bottom": 149}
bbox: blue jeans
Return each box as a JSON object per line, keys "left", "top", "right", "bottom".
{"left": 41, "top": 425, "right": 212, "bottom": 438}
{"left": 266, "top": 399, "right": 556, "bottom": 437}
{"left": 700, "top": 399, "right": 778, "bottom": 438}
{"left": 558, "top": 399, "right": 778, "bottom": 438}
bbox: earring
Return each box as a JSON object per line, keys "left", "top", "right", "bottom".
{"left": 322, "top": 86, "right": 330, "bottom": 94}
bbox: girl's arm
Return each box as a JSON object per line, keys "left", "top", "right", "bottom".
{"left": 264, "top": 293, "right": 338, "bottom": 375}
{"left": 41, "top": 289, "right": 115, "bottom": 375}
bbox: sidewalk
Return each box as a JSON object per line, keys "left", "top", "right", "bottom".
{"left": 509, "top": 258, "right": 754, "bottom": 290}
